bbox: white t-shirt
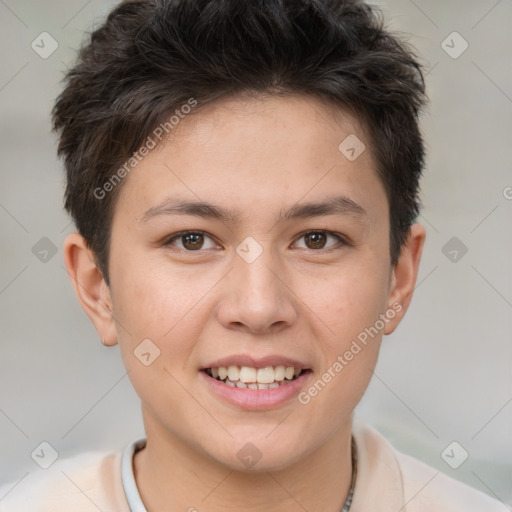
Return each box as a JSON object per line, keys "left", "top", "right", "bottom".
{"left": 0, "top": 421, "right": 506, "bottom": 511}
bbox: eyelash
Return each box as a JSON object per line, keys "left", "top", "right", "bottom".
{"left": 163, "top": 230, "right": 349, "bottom": 253}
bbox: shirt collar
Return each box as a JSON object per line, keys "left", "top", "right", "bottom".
{"left": 121, "top": 437, "right": 148, "bottom": 512}
{"left": 349, "top": 419, "right": 405, "bottom": 511}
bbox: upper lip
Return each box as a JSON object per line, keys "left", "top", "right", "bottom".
{"left": 201, "top": 354, "right": 310, "bottom": 370}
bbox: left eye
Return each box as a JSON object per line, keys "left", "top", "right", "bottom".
{"left": 293, "top": 231, "right": 344, "bottom": 250}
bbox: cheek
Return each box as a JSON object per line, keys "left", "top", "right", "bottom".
{"left": 299, "top": 270, "right": 387, "bottom": 424}
{"left": 109, "top": 255, "right": 212, "bottom": 369}
{"left": 112, "top": 252, "right": 195, "bottom": 328}
{"left": 302, "top": 262, "right": 390, "bottom": 350}
{"left": 109, "top": 262, "right": 206, "bottom": 412}
{"left": 321, "top": 263, "right": 391, "bottom": 400}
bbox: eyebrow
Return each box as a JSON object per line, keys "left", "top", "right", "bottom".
{"left": 138, "top": 195, "right": 367, "bottom": 225}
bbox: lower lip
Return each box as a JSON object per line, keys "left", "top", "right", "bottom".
{"left": 199, "top": 370, "right": 312, "bottom": 411}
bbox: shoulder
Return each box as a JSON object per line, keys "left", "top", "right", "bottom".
{"left": 351, "top": 420, "right": 505, "bottom": 512}
{"left": 395, "top": 449, "right": 506, "bottom": 511}
{"left": 0, "top": 448, "right": 129, "bottom": 512}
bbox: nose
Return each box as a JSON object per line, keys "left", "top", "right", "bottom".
{"left": 215, "top": 244, "right": 298, "bottom": 335}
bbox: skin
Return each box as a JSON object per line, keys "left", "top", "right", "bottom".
{"left": 63, "top": 94, "right": 425, "bottom": 512}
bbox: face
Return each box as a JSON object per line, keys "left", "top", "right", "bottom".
{"left": 72, "top": 94, "right": 420, "bottom": 471}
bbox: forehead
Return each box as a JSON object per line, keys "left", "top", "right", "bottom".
{"left": 114, "top": 94, "right": 386, "bottom": 225}
{"left": 164, "top": 93, "right": 369, "bottom": 160}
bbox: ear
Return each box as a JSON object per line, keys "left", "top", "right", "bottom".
{"left": 383, "top": 223, "right": 426, "bottom": 335}
{"left": 62, "top": 232, "right": 117, "bottom": 346}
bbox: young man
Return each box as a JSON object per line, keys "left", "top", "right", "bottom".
{"left": 0, "top": 0, "right": 505, "bottom": 510}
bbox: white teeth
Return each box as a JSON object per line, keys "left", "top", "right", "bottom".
{"left": 274, "top": 365, "right": 285, "bottom": 381}
{"left": 227, "top": 365, "right": 240, "bottom": 381}
{"left": 239, "top": 366, "right": 257, "bottom": 383}
{"left": 207, "top": 364, "right": 305, "bottom": 387}
{"left": 214, "top": 376, "right": 303, "bottom": 390}
{"left": 284, "top": 366, "right": 295, "bottom": 380}
{"left": 256, "top": 366, "right": 276, "bottom": 384}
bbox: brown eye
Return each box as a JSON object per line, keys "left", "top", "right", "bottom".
{"left": 182, "top": 232, "right": 204, "bottom": 250}
{"left": 294, "top": 231, "right": 344, "bottom": 251}
{"left": 165, "top": 231, "right": 218, "bottom": 251}
{"left": 304, "top": 232, "right": 327, "bottom": 249}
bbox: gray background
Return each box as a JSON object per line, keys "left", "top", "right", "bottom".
{"left": 0, "top": 0, "right": 511, "bottom": 506}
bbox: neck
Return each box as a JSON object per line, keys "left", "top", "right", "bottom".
{"left": 133, "top": 412, "right": 354, "bottom": 512}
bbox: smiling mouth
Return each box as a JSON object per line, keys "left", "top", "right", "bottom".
{"left": 202, "top": 365, "right": 312, "bottom": 389}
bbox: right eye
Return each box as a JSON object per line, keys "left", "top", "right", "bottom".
{"left": 164, "top": 231, "right": 221, "bottom": 251}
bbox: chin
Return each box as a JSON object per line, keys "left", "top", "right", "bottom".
{"left": 204, "top": 435, "right": 307, "bottom": 473}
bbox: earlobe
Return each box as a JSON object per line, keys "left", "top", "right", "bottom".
{"left": 62, "top": 232, "right": 118, "bottom": 346}
{"left": 384, "top": 223, "right": 426, "bottom": 335}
